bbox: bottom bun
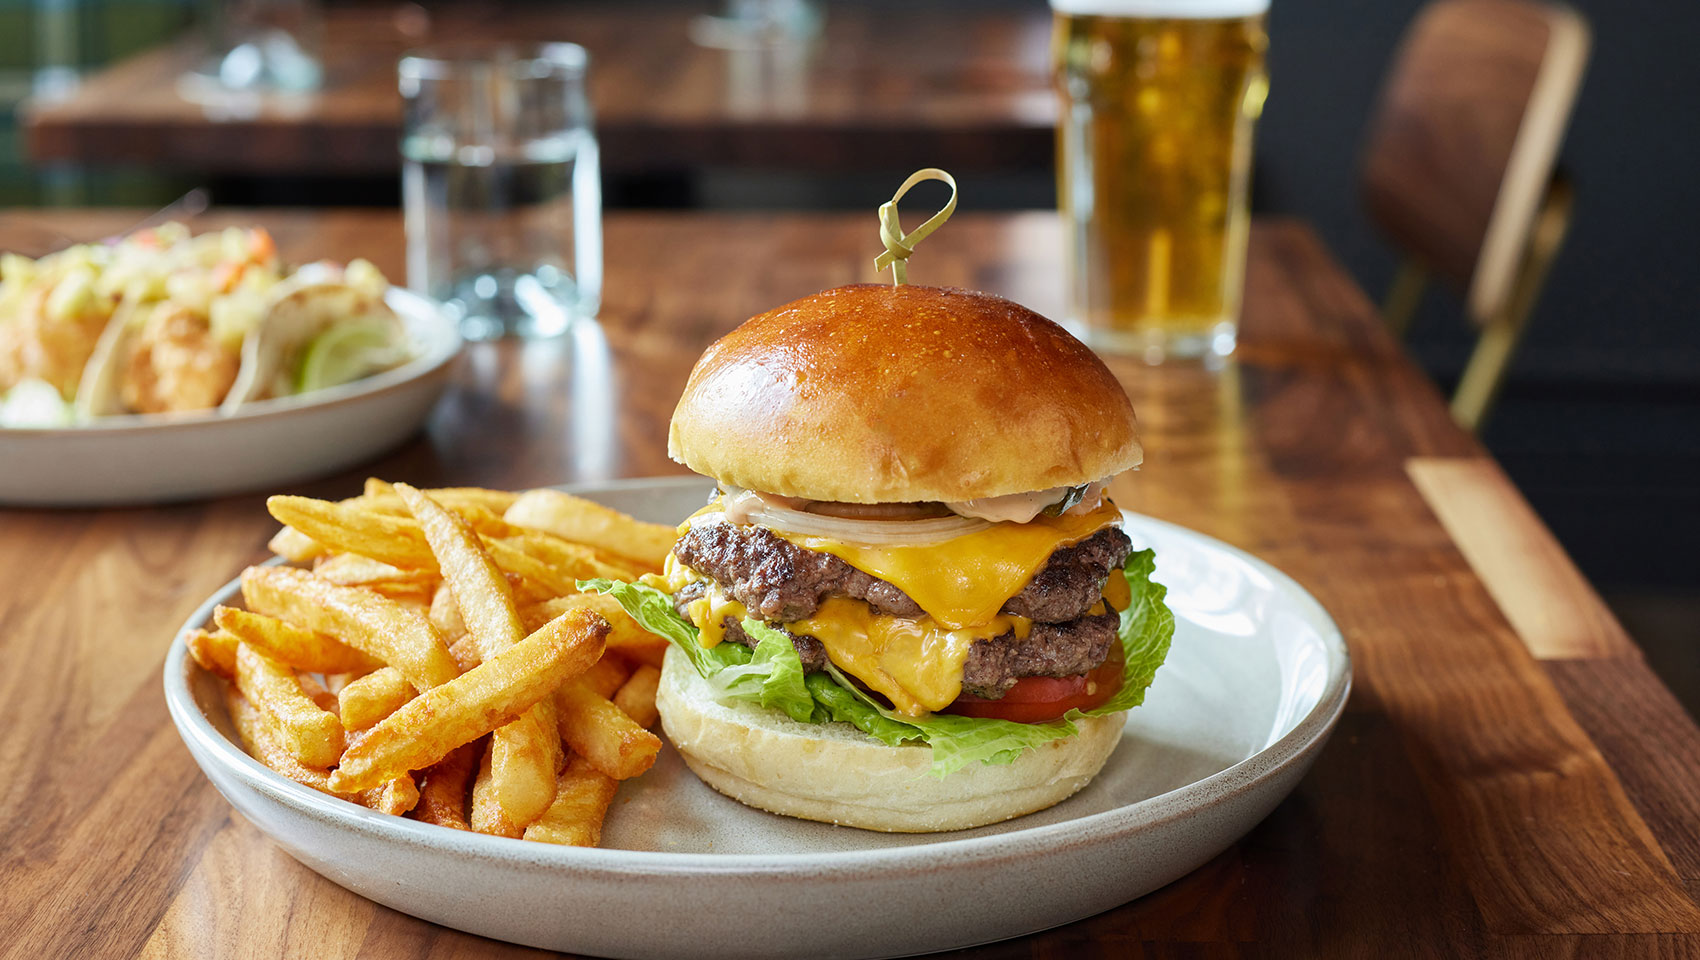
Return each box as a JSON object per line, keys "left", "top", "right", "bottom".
{"left": 657, "top": 646, "right": 1128, "bottom": 833}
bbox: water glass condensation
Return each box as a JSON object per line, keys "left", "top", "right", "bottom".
{"left": 400, "top": 44, "right": 602, "bottom": 340}
{"left": 1052, "top": 0, "right": 1268, "bottom": 362}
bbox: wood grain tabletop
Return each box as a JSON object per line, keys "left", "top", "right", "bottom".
{"left": 1, "top": 208, "right": 1696, "bottom": 958}
{"left": 22, "top": 4, "right": 1054, "bottom": 176}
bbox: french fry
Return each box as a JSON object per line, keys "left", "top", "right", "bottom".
{"left": 295, "top": 672, "right": 339, "bottom": 712}
{"left": 186, "top": 627, "right": 239, "bottom": 677}
{"left": 428, "top": 582, "right": 466, "bottom": 639}
{"left": 470, "top": 741, "right": 523, "bottom": 839}
{"left": 488, "top": 708, "right": 562, "bottom": 826}
{"left": 364, "top": 580, "right": 439, "bottom": 606}
{"left": 554, "top": 680, "right": 661, "bottom": 780}
{"left": 270, "top": 495, "right": 572, "bottom": 592}
{"left": 314, "top": 552, "right": 440, "bottom": 590}
{"left": 444, "top": 503, "right": 524, "bottom": 539}
{"left": 323, "top": 671, "right": 360, "bottom": 695}
{"left": 415, "top": 742, "right": 478, "bottom": 831}
{"left": 229, "top": 685, "right": 416, "bottom": 809}
{"left": 362, "top": 478, "right": 521, "bottom": 517}
{"left": 214, "top": 605, "right": 384, "bottom": 674}
{"left": 268, "top": 525, "right": 328, "bottom": 563}
{"left": 235, "top": 643, "right": 344, "bottom": 768}
{"left": 522, "top": 756, "right": 620, "bottom": 847}
{"left": 523, "top": 593, "right": 668, "bottom": 652}
{"left": 499, "top": 531, "right": 631, "bottom": 582}
{"left": 359, "top": 774, "right": 420, "bottom": 816}
{"left": 227, "top": 687, "right": 340, "bottom": 795}
{"left": 581, "top": 656, "right": 631, "bottom": 699}
{"left": 338, "top": 666, "right": 417, "bottom": 730}
{"left": 241, "top": 566, "right": 459, "bottom": 691}
{"left": 231, "top": 479, "right": 675, "bottom": 848}
{"left": 481, "top": 539, "right": 581, "bottom": 596}
{"left": 390, "top": 595, "right": 432, "bottom": 619}
{"left": 352, "top": 498, "right": 520, "bottom": 538}
{"left": 504, "top": 488, "right": 675, "bottom": 570}
{"left": 588, "top": 553, "right": 649, "bottom": 582}
{"left": 397, "top": 482, "right": 564, "bottom": 825}
{"left": 619, "top": 644, "right": 667, "bottom": 670}
{"left": 447, "top": 634, "right": 482, "bottom": 673}
{"left": 614, "top": 665, "right": 662, "bottom": 729}
{"left": 397, "top": 484, "right": 525, "bottom": 652}
{"left": 266, "top": 496, "right": 438, "bottom": 568}
{"left": 327, "top": 609, "right": 607, "bottom": 794}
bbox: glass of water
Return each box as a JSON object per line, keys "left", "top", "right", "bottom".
{"left": 400, "top": 44, "right": 602, "bottom": 340}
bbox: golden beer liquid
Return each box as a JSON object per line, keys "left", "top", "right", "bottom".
{"left": 1054, "top": 10, "right": 1268, "bottom": 359}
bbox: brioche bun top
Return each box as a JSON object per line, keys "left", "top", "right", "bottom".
{"left": 668, "top": 284, "right": 1142, "bottom": 503}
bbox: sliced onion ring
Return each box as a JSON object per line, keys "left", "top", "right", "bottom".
{"left": 803, "top": 500, "right": 953, "bottom": 520}
{"left": 711, "top": 487, "right": 991, "bottom": 546}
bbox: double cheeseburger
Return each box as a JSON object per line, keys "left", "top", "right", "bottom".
{"left": 598, "top": 283, "right": 1173, "bottom": 832}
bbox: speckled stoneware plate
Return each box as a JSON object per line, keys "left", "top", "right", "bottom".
{"left": 164, "top": 476, "right": 1350, "bottom": 959}
{"left": 0, "top": 287, "right": 460, "bottom": 507}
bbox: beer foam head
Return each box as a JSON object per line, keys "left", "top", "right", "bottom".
{"left": 1050, "top": 0, "right": 1270, "bottom": 16}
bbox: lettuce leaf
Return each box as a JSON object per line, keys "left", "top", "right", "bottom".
{"left": 733, "top": 619, "right": 816, "bottom": 722}
{"left": 578, "top": 547, "right": 1174, "bottom": 778}
{"left": 1084, "top": 548, "right": 1175, "bottom": 717}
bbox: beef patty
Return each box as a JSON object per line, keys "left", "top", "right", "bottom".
{"left": 669, "top": 519, "right": 1131, "bottom": 699}
{"left": 673, "top": 518, "right": 1132, "bottom": 625}
{"left": 672, "top": 581, "right": 1119, "bottom": 700}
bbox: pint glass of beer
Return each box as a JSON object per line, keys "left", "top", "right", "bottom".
{"left": 1052, "top": 0, "right": 1269, "bottom": 360}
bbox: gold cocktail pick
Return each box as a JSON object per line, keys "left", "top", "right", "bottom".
{"left": 874, "top": 168, "right": 958, "bottom": 286}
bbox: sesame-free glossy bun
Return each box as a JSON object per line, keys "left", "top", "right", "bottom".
{"left": 667, "top": 284, "right": 1143, "bottom": 503}
{"left": 656, "top": 647, "right": 1128, "bottom": 833}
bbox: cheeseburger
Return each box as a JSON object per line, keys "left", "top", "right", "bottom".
{"left": 591, "top": 283, "right": 1173, "bottom": 832}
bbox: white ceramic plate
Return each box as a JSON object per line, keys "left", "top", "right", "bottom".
{"left": 164, "top": 476, "right": 1350, "bottom": 959}
{"left": 0, "top": 287, "right": 460, "bottom": 506}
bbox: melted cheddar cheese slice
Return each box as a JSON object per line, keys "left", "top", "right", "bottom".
{"left": 670, "top": 499, "right": 1126, "bottom": 716}
{"left": 786, "top": 600, "right": 1031, "bottom": 715}
{"left": 767, "top": 499, "right": 1122, "bottom": 630}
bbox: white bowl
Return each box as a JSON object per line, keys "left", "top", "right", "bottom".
{"left": 164, "top": 476, "right": 1350, "bottom": 959}
{"left": 0, "top": 286, "right": 460, "bottom": 506}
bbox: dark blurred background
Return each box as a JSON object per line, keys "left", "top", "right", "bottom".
{"left": 2, "top": 0, "right": 1695, "bottom": 709}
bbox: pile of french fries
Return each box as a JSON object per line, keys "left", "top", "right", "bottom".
{"left": 186, "top": 479, "right": 679, "bottom": 846}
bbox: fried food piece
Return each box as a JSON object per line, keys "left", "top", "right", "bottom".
{"left": 120, "top": 302, "right": 239, "bottom": 413}
{"left": 0, "top": 283, "right": 109, "bottom": 397}
{"left": 215, "top": 605, "right": 384, "bottom": 674}
{"left": 338, "top": 666, "right": 417, "bottom": 731}
{"left": 240, "top": 565, "right": 459, "bottom": 691}
{"left": 470, "top": 741, "right": 523, "bottom": 839}
{"left": 522, "top": 756, "right": 620, "bottom": 847}
{"left": 554, "top": 680, "right": 661, "bottom": 781}
{"left": 504, "top": 488, "right": 675, "bottom": 571}
{"left": 327, "top": 609, "right": 607, "bottom": 794}
{"left": 234, "top": 643, "right": 345, "bottom": 768}
{"left": 185, "top": 627, "right": 239, "bottom": 678}
{"left": 614, "top": 665, "right": 662, "bottom": 729}
{"left": 397, "top": 483, "right": 563, "bottom": 826}
{"left": 415, "top": 742, "right": 479, "bottom": 831}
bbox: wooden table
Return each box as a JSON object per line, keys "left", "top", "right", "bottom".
{"left": 3, "top": 209, "right": 1697, "bottom": 957}
{"left": 22, "top": 4, "right": 1053, "bottom": 176}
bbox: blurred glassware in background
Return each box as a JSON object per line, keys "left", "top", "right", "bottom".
{"left": 188, "top": 0, "right": 323, "bottom": 94}
{"left": 400, "top": 43, "right": 602, "bottom": 341}
{"left": 691, "top": 0, "right": 823, "bottom": 50}
{"left": 1053, "top": 0, "right": 1269, "bottom": 363}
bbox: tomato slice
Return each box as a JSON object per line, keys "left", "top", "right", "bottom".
{"left": 943, "top": 643, "right": 1125, "bottom": 724}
